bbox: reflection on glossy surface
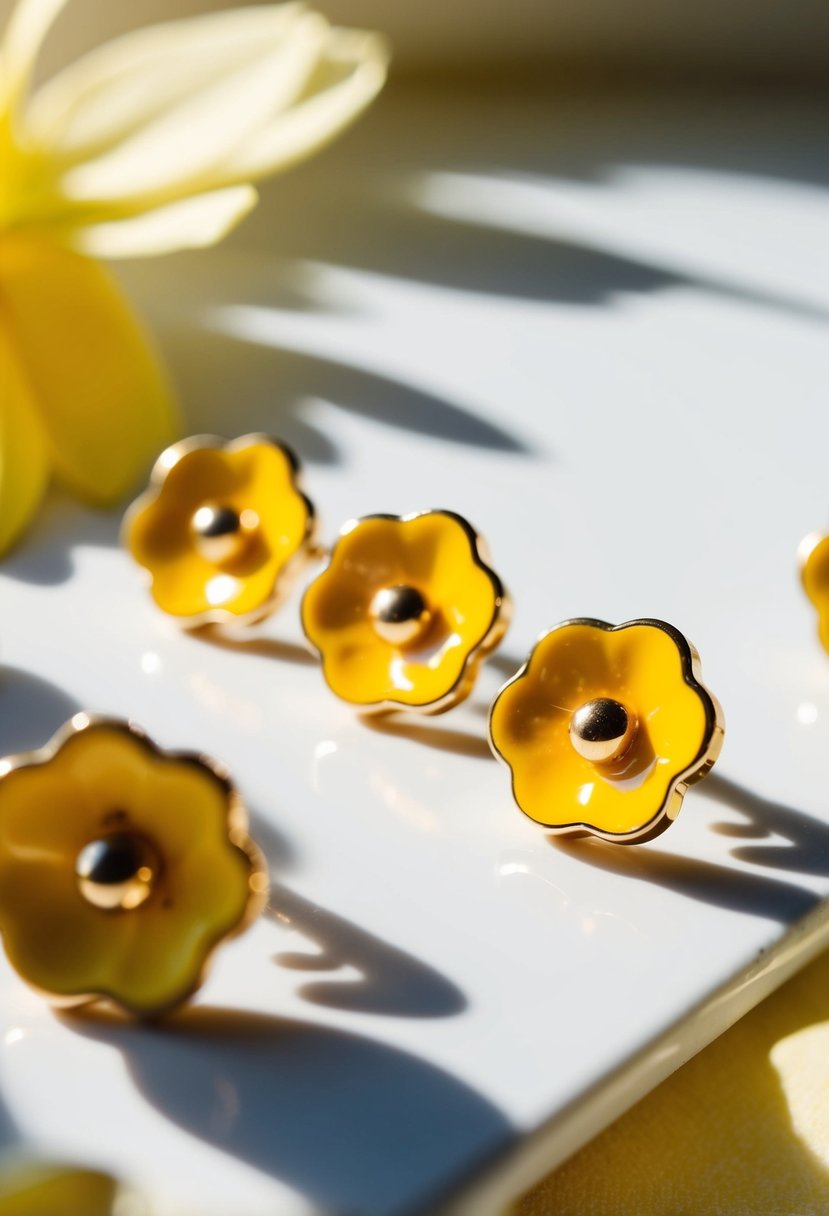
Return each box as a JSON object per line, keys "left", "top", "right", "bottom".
{"left": 139, "top": 651, "right": 162, "bottom": 676}
{"left": 124, "top": 434, "right": 315, "bottom": 627}
{"left": 489, "top": 619, "right": 723, "bottom": 842}
{"left": 497, "top": 855, "right": 645, "bottom": 947}
{"left": 188, "top": 671, "right": 264, "bottom": 733}
{"left": 301, "top": 511, "right": 508, "bottom": 712}
{"left": 65, "top": 1007, "right": 514, "bottom": 1216}
{"left": 569, "top": 697, "right": 637, "bottom": 764}
{"left": 369, "top": 584, "right": 433, "bottom": 647}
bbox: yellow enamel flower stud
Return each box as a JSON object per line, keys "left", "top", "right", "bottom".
{"left": 301, "top": 511, "right": 510, "bottom": 713}
{"left": 124, "top": 434, "right": 317, "bottom": 627}
{"left": 0, "top": 715, "right": 268, "bottom": 1017}
{"left": 489, "top": 619, "right": 724, "bottom": 843}
{"left": 799, "top": 532, "right": 829, "bottom": 653}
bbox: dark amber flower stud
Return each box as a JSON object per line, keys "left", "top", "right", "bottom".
{"left": 0, "top": 715, "right": 268, "bottom": 1016}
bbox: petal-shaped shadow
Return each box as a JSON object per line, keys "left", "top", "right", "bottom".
{"left": 268, "top": 887, "right": 466, "bottom": 1017}
{"left": 163, "top": 327, "right": 529, "bottom": 459}
{"left": 703, "top": 774, "right": 829, "bottom": 878}
{"left": 553, "top": 836, "right": 819, "bottom": 923}
{"left": 65, "top": 1007, "right": 515, "bottom": 1216}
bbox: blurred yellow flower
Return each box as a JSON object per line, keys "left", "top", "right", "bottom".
{"left": 0, "top": 1158, "right": 123, "bottom": 1216}
{"left": 0, "top": 0, "right": 388, "bottom": 554}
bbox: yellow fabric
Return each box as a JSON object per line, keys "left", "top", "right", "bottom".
{"left": 517, "top": 947, "right": 829, "bottom": 1216}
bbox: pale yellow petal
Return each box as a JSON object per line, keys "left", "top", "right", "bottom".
{"left": 0, "top": 0, "right": 69, "bottom": 111}
{"left": 18, "top": 4, "right": 387, "bottom": 235}
{"left": 0, "top": 234, "right": 177, "bottom": 503}
{"left": 28, "top": 6, "right": 330, "bottom": 202}
{"left": 0, "top": 323, "right": 49, "bottom": 554}
{"left": 224, "top": 28, "right": 389, "bottom": 180}
{"left": 25, "top": 1, "right": 308, "bottom": 156}
{"left": 73, "top": 184, "right": 258, "bottom": 259}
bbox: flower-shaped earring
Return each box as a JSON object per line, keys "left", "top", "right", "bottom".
{"left": 301, "top": 511, "right": 510, "bottom": 713}
{"left": 799, "top": 531, "right": 829, "bottom": 653}
{"left": 488, "top": 618, "right": 723, "bottom": 843}
{"left": 124, "top": 433, "right": 317, "bottom": 627}
{"left": 0, "top": 715, "right": 267, "bottom": 1016}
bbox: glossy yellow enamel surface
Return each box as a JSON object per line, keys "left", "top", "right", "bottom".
{"left": 489, "top": 620, "right": 721, "bottom": 841}
{"left": 800, "top": 532, "right": 829, "bottom": 653}
{"left": 0, "top": 1162, "right": 120, "bottom": 1216}
{"left": 0, "top": 718, "right": 266, "bottom": 1017}
{"left": 124, "top": 435, "right": 314, "bottom": 625}
{"left": 302, "top": 511, "right": 507, "bottom": 711}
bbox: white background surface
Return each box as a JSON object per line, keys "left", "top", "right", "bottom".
{"left": 0, "top": 83, "right": 828, "bottom": 1214}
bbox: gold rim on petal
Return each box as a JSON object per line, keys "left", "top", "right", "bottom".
{"left": 488, "top": 618, "right": 724, "bottom": 844}
{"left": 0, "top": 713, "right": 268, "bottom": 1018}
{"left": 122, "top": 432, "right": 319, "bottom": 629}
{"left": 301, "top": 509, "right": 511, "bottom": 714}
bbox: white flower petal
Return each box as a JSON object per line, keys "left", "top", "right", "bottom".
{"left": 0, "top": 0, "right": 68, "bottom": 109}
{"left": 72, "top": 185, "right": 258, "bottom": 259}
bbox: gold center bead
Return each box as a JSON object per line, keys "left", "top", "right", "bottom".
{"left": 75, "top": 832, "right": 159, "bottom": 911}
{"left": 191, "top": 503, "right": 258, "bottom": 565}
{"left": 569, "top": 697, "right": 637, "bottom": 764}
{"left": 369, "top": 584, "right": 432, "bottom": 647}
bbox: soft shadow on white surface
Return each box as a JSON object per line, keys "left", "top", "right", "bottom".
{"left": 0, "top": 496, "right": 121, "bottom": 587}
{"left": 64, "top": 1007, "right": 515, "bottom": 1216}
{"left": 0, "top": 669, "right": 80, "bottom": 756}
{"left": 556, "top": 836, "right": 820, "bottom": 922}
{"left": 268, "top": 888, "right": 466, "bottom": 1017}
{"left": 706, "top": 775, "right": 829, "bottom": 877}
{"left": 197, "top": 624, "right": 319, "bottom": 668}
{"left": 361, "top": 711, "right": 493, "bottom": 761}
{"left": 556, "top": 774, "right": 829, "bottom": 922}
